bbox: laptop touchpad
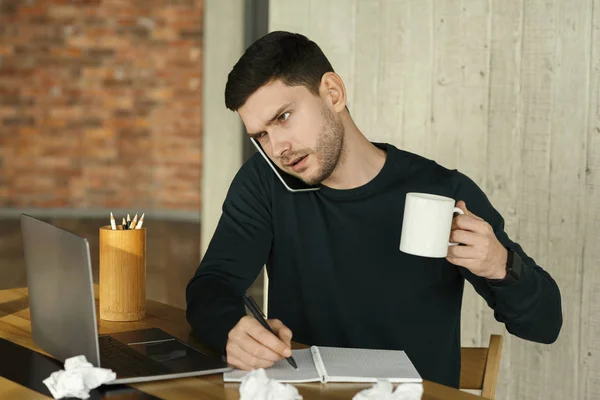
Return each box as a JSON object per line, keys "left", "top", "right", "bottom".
{"left": 128, "top": 340, "right": 227, "bottom": 373}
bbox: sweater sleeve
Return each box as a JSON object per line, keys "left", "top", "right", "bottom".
{"left": 185, "top": 158, "right": 273, "bottom": 353}
{"left": 453, "top": 171, "right": 563, "bottom": 344}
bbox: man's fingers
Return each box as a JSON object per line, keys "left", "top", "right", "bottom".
{"left": 241, "top": 333, "right": 283, "bottom": 362}
{"left": 449, "top": 229, "right": 483, "bottom": 246}
{"left": 227, "top": 354, "right": 253, "bottom": 371}
{"left": 268, "top": 319, "right": 293, "bottom": 347}
{"left": 226, "top": 316, "right": 293, "bottom": 371}
{"left": 280, "top": 333, "right": 292, "bottom": 349}
{"left": 452, "top": 214, "right": 489, "bottom": 234}
{"left": 226, "top": 342, "right": 276, "bottom": 369}
{"left": 446, "top": 256, "right": 478, "bottom": 269}
{"left": 244, "top": 318, "right": 292, "bottom": 357}
{"left": 447, "top": 244, "right": 481, "bottom": 259}
{"left": 456, "top": 201, "right": 483, "bottom": 220}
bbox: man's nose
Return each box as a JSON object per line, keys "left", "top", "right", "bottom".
{"left": 270, "top": 131, "right": 292, "bottom": 159}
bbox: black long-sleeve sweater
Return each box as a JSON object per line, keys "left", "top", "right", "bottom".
{"left": 186, "top": 143, "right": 562, "bottom": 388}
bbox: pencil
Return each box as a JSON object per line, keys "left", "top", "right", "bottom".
{"left": 122, "top": 217, "right": 128, "bottom": 230}
{"left": 135, "top": 213, "right": 145, "bottom": 229}
{"left": 129, "top": 213, "right": 138, "bottom": 229}
{"left": 110, "top": 212, "right": 117, "bottom": 230}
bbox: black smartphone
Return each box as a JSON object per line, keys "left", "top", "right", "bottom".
{"left": 250, "top": 138, "right": 320, "bottom": 193}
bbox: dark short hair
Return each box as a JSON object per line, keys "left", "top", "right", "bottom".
{"left": 224, "top": 31, "right": 335, "bottom": 111}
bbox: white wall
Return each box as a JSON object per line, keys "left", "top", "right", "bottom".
{"left": 201, "top": 0, "right": 245, "bottom": 255}
{"left": 269, "top": 1, "right": 600, "bottom": 399}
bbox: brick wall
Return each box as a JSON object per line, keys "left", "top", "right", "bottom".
{"left": 0, "top": 0, "right": 203, "bottom": 211}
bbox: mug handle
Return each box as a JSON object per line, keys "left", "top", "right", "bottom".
{"left": 448, "top": 207, "right": 465, "bottom": 247}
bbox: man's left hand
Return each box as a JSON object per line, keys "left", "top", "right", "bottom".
{"left": 446, "top": 201, "right": 508, "bottom": 280}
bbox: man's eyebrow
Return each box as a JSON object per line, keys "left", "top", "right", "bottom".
{"left": 247, "top": 102, "right": 294, "bottom": 137}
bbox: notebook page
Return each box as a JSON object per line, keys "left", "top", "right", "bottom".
{"left": 223, "top": 348, "right": 320, "bottom": 383}
{"left": 316, "top": 347, "right": 422, "bottom": 383}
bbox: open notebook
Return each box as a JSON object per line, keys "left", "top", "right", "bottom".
{"left": 223, "top": 346, "right": 422, "bottom": 383}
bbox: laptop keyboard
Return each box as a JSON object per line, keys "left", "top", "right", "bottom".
{"left": 98, "top": 335, "right": 172, "bottom": 378}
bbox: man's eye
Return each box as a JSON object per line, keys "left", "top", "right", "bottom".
{"left": 278, "top": 112, "right": 291, "bottom": 121}
{"left": 257, "top": 132, "right": 267, "bottom": 139}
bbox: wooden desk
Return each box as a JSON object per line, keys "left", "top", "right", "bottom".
{"left": 0, "top": 288, "right": 486, "bottom": 400}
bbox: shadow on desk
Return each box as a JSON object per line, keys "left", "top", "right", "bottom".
{"left": 0, "top": 338, "right": 160, "bottom": 399}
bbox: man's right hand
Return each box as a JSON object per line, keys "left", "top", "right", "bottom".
{"left": 226, "top": 316, "right": 293, "bottom": 370}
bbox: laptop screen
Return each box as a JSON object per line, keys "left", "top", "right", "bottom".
{"left": 21, "top": 214, "right": 101, "bottom": 366}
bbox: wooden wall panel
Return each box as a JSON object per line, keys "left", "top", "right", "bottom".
{"left": 580, "top": 1, "right": 600, "bottom": 399}
{"left": 267, "top": 1, "right": 598, "bottom": 398}
{"left": 483, "top": 1, "right": 524, "bottom": 398}
{"left": 544, "top": 1, "right": 591, "bottom": 398}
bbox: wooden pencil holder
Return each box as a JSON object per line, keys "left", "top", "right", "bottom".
{"left": 99, "top": 225, "right": 146, "bottom": 321}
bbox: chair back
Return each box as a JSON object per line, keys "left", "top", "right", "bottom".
{"left": 460, "top": 334, "right": 504, "bottom": 399}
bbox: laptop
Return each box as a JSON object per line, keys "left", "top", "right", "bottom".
{"left": 20, "top": 214, "right": 231, "bottom": 384}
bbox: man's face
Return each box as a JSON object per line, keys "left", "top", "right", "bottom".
{"left": 238, "top": 80, "right": 345, "bottom": 185}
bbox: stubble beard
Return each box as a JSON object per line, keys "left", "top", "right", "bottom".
{"left": 302, "top": 106, "right": 346, "bottom": 186}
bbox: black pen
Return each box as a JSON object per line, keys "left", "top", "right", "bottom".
{"left": 242, "top": 295, "right": 298, "bottom": 370}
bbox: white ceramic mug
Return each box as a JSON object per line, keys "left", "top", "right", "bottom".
{"left": 399, "top": 192, "right": 465, "bottom": 258}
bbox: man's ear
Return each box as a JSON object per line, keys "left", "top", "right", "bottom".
{"left": 320, "top": 72, "right": 347, "bottom": 113}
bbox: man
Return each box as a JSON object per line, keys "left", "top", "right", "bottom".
{"left": 186, "top": 31, "right": 562, "bottom": 388}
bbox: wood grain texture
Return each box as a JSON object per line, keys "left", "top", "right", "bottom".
{"left": 310, "top": 0, "right": 357, "bottom": 103}
{"left": 401, "top": 0, "right": 434, "bottom": 157}
{"left": 482, "top": 1, "right": 523, "bottom": 399}
{"left": 458, "top": 334, "right": 503, "bottom": 399}
{"left": 376, "top": 0, "right": 407, "bottom": 145}
{"left": 0, "top": 377, "right": 50, "bottom": 400}
{"left": 511, "top": 0, "right": 557, "bottom": 399}
{"left": 460, "top": 348, "right": 488, "bottom": 390}
{"left": 454, "top": 0, "right": 492, "bottom": 352}
{"left": 543, "top": 0, "right": 591, "bottom": 398}
{"left": 580, "top": 1, "right": 600, "bottom": 399}
{"left": 268, "top": 0, "right": 311, "bottom": 37}
{"left": 99, "top": 225, "right": 146, "bottom": 321}
{"left": 352, "top": 0, "right": 380, "bottom": 137}
{"left": 431, "top": 0, "right": 461, "bottom": 169}
{"left": 263, "top": 1, "right": 599, "bottom": 398}
{"left": 0, "top": 287, "right": 485, "bottom": 400}
{"left": 481, "top": 334, "right": 503, "bottom": 399}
